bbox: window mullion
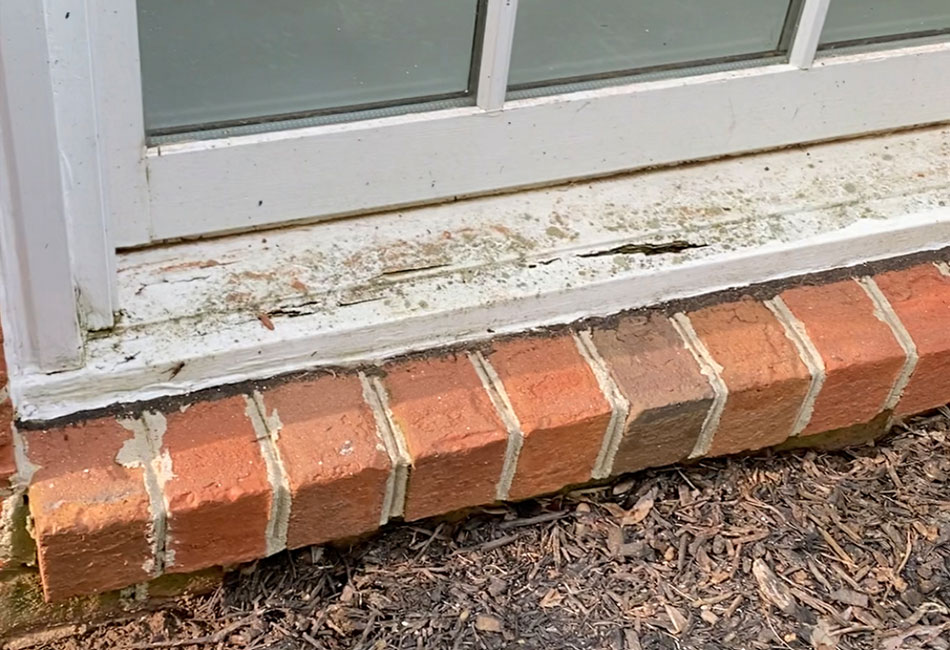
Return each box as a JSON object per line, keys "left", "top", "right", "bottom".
{"left": 476, "top": 0, "right": 519, "bottom": 111}
{"left": 789, "top": 0, "right": 832, "bottom": 68}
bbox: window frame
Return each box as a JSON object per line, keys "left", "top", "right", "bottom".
{"left": 2, "top": 0, "right": 950, "bottom": 376}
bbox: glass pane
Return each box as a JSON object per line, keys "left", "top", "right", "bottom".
{"left": 137, "top": 0, "right": 480, "bottom": 135}
{"left": 509, "top": 0, "right": 795, "bottom": 90}
{"left": 820, "top": 1, "right": 950, "bottom": 47}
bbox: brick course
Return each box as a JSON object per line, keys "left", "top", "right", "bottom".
{"left": 486, "top": 336, "right": 611, "bottom": 500}
{"left": 590, "top": 314, "right": 713, "bottom": 474}
{"left": 258, "top": 376, "right": 391, "bottom": 549}
{"left": 779, "top": 280, "right": 906, "bottom": 435}
{"left": 159, "top": 398, "right": 272, "bottom": 574}
{"left": 381, "top": 355, "right": 509, "bottom": 521}
{"left": 687, "top": 299, "right": 812, "bottom": 456}
{"left": 26, "top": 418, "right": 153, "bottom": 600}
{"left": 11, "top": 260, "right": 947, "bottom": 602}
{"left": 873, "top": 264, "right": 950, "bottom": 417}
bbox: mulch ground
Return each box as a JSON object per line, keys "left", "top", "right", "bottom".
{"left": 15, "top": 411, "right": 950, "bottom": 650}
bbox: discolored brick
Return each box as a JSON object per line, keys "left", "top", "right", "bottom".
{"left": 780, "top": 280, "right": 905, "bottom": 435}
{"left": 382, "top": 355, "right": 508, "bottom": 520}
{"left": 688, "top": 298, "right": 811, "bottom": 456}
{"left": 487, "top": 335, "right": 611, "bottom": 500}
{"left": 775, "top": 412, "right": 891, "bottom": 453}
{"left": 258, "top": 375, "right": 391, "bottom": 549}
{"left": 590, "top": 313, "right": 714, "bottom": 473}
{"left": 26, "top": 418, "right": 153, "bottom": 600}
{"left": 873, "top": 264, "right": 950, "bottom": 416}
{"left": 159, "top": 397, "right": 271, "bottom": 574}
{"left": 0, "top": 398, "right": 15, "bottom": 485}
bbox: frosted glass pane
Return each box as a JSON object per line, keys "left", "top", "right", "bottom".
{"left": 509, "top": 0, "right": 794, "bottom": 88}
{"left": 820, "top": 1, "right": 950, "bottom": 46}
{"left": 138, "top": 0, "right": 480, "bottom": 134}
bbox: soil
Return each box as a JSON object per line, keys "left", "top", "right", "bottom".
{"left": 11, "top": 411, "right": 950, "bottom": 650}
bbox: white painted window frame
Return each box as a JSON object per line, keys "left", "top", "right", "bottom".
{"left": 2, "top": 0, "right": 950, "bottom": 376}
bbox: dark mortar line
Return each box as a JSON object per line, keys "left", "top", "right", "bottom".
{"left": 17, "top": 245, "right": 950, "bottom": 430}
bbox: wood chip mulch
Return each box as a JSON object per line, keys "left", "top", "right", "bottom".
{"left": 18, "top": 411, "right": 950, "bottom": 650}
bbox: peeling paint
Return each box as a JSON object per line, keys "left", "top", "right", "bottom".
{"left": 12, "top": 126, "right": 950, "bottom": 421}
{"left": 117, "top": 413, "right": 171, "bottom": 576}
{"left": 246, "top": 393, "right": 290, "bottom": 556}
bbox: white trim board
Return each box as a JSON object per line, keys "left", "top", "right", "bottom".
{"left": 11, "top": 124, "right": 950, "bottom": 421}
{"left": 138, "top": 41, "right": 950, "bottom": 245}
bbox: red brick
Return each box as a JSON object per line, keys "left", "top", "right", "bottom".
{"left": 780, "top": 280, "right": 906, "bottom": 434}
{"left": 382, "top": 354, "right": 508, "bottom": 520}
{"left": 590, "top": 313, "right": 714, "bottom": 473}
{"left": 258, "top": 376, "right": 391, "bottom": 549}
{"left": 873, "top": 264, "right": 950, "bottom": 416}
{"left": 486, "top": 336, "right": 610, "bottom": 499}
{"left": 160, "top": 396, "right": 271, "bottom": 574}
{"left": 27, "top": 418, "right": 152, "bottom": 600}
{"left": 688, "top": 298, "right": 811, "bottom": 456}
{"left": 0, "top": 398, "right": 15, "bottom": 485}
{"left": 0, "top": 335, "right": 7, "bottom": 389}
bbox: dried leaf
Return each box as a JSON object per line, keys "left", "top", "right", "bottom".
{"left": 539, "top": 588, "right": 563, "bottom": 608}
{"left": 753, "top": 559, "right": 798, "bottom": 616}
{"left": 624, "top": 629, "right": 643, "bottom": 650}
{"left": 830, "top": 588, "right": 868, "bottom": 608}
{"left": 612, "top": 478, "right": 635, "bottom": 495}
{"left": 664, "top": 604, "right": 688, "bottom": 635}
{"left": 882, "top": 624, "right": 950, "bottom": 650}
{"left": 810, "top": 619, "right": 837, "bottom": 650}
{"left": 607, "top": 526, "right": 623, "bottom": 557}
{"left": 475, "top": 615, "right": 503, "bottom": 633}
{"left": 623, "top": 489, "right": 656, "bottom": 526}
{"left": 700, "top": 609, "right": 719, "bottom": 625}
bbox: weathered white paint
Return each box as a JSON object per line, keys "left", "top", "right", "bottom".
{"left": 476, "top": 0, "right": 519, "bottom": 111}
{"left": 141, "top": 41, "right": 950, "bottom": 245}
{"left": 246, "top": 394, "right": 291, "bottom": 556}
{"left": 0, "top": 1, "right": 84, "bottom": 371}
{"left": 12, "top": 126, "right": 950, "bottom": 421}
{"left": 44, "top": 0, "right": 117, "bottom": 330}
{"left": 788, "top": 0, "right": 831, "bottom": 68}
{"left": 86, "top": 2, "right": 152, "bottom": 258}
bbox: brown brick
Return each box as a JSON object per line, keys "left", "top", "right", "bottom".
{"left": 382, "top": 354, "right": 508, "bottom": 520}
{"left": 487, "top": 335, "right": 611, "bottom": 500}
{"left": 258, "top": 376, "right": 391, "bottom": 549}
{"left": 160, "top": 397, "right": 271, "bottom": 574}
{"left": 873, "top": 264, "right": 950, "bottom": 417}
{"left": 780, "top": 280, "right": 905, "bottom": 435}
{"left": 26, "top": 418, "right": 153, "bottom": 600}
{"left": 688, "top": 298, "right": 811, "bottom": 456}
{"left": 0, "top": 398, "right": 15, "bottom": 485}
{"left": 590, "top": 313, "right": 714, "bottom": 473}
